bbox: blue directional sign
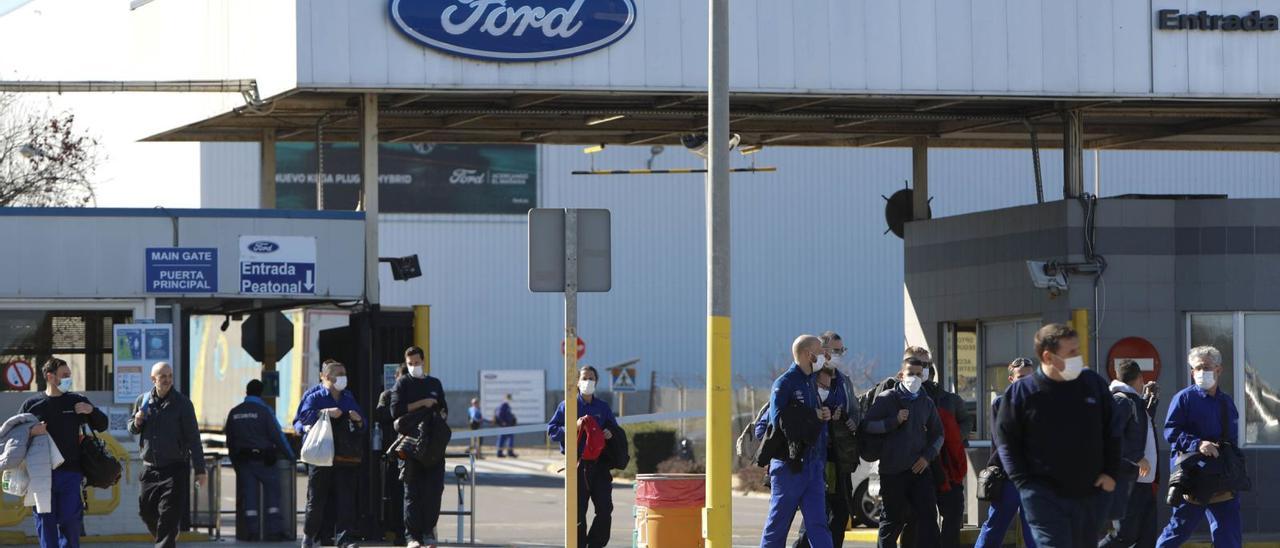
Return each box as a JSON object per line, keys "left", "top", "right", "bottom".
{"left": 145, "top": 248, "right": 218, "bottom": 293}
{"left": 239, "top": 236, "right": 317, "bottom": 295}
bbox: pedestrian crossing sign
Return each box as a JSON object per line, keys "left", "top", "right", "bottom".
{"left": 609, "top": 366, "right": 637, "bottom": 393}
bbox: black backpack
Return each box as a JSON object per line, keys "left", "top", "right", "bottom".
{"left": 79, "top": 424, "right": 122, "bottom": 489}
{"left": 856, "top": 382, "right": 903, "bottom": 463}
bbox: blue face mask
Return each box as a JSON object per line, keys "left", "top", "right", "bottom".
{"left": 57, "top": 377, "right": 73, "bottom": 393}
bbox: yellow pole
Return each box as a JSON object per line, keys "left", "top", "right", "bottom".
{"left": 414, "top": 305, "right": 431, "bottom": 375}
{"left": 705, "top": 316, "right": 732, "bottom": 545}
{"left": 1071, "top": 309, "right": 1091, "bottom": 368}
{"left": 564, "top": 334, "right": 578, "bottom": 547}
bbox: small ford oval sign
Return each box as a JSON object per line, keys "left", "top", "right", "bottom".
{"left": 249, "top": 241, "right": 279, "bottom": 253}
{"left": 389, "top": 0, "right": 637, "bottom": 62}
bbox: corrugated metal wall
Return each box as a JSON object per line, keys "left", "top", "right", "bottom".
{"left": 202, "top": 143, "right": 1280, "bottom": 390}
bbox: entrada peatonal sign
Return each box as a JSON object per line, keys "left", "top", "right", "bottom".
{"left": 390, "top": 0, "right": 637, "bottom": 62}
{"left": 1157, "top": 9, "right": 1280, "bottom": 31}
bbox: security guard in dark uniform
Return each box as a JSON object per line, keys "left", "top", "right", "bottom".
{"left": 224, "top": 380, "right": 295, "bottom": 541}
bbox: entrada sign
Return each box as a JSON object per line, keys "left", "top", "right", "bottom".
{"left": 1157, "top": 9, "right": 1280, "bottom": 31}
{"left": 390, "top": 0, "right": 637, "bottom": 62}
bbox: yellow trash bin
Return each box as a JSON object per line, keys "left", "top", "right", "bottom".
{"left": 635, "top": 473, "right": 705, "bottom": 548}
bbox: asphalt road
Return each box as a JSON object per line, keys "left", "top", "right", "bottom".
{"left": 97, "top": 448, "right": 874, "bottom": 547}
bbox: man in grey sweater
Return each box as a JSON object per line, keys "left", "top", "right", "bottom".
{"left": 129, "top": 362, "right": 206, "bottom": 548}
{"left": 862, "top": 356, "right": 944, "bottom": 548}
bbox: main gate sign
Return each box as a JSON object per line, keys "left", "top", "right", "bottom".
{"left": 389, "top": 0, "right": 638, "bottom": 62}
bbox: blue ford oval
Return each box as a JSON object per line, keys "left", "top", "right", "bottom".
{"left": 390, "top": 0, "right": 637, "bottom": 62}
{"left": 249, "top": 241, "right": 279, "bottom": 253}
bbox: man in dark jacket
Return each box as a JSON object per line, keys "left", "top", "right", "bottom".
{"left": 495, "top": 394, "right": 518, "bottom": 458}
{"left": 129, "top": 362, "right": 206, "bottom": 548}
{"left": 974, "top": 358, "right": 1038, "bottom": 548}
{"left": 863, "top": 355, "right": 944, "bottom": 548}
{"left": 20, "top": 357, "right": 110, "bottom": 548}
{"left": 900, "top": 346, "right": 970, "bottom": 548}
{"left": 1101, "top": 360, "right": 1158, "bottom": 548}
{"left": 997, "top": 323, "right": 1119, "bottom": 548}
{"left": 390, "top": 346, "right": 449, "bottom": 547}
{"left": 224, "top": 379, "right": 294, "bottom": 541}
{"left": 375, "top": 365, "right": 408, "bottom": 543}
{"left": 1155, "top": 346, "right": 1242, "bottom": 547}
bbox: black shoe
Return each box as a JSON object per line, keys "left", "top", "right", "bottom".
{"left": 509, "top": 452, "right": 519, "bottom": 458}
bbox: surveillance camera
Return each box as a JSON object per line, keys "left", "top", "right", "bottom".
{"left": 1026, "top": 261, "right": 1068, "bottom": 291}
{"left": 680, "top": 133, "right": 740, "bottom": 160}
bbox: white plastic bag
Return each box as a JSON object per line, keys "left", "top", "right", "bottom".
{"left": 299, "top": 412, "right": 334, "bottom": 467}
{"left": 1, "top": 465, "right": 28, "bottom": 497}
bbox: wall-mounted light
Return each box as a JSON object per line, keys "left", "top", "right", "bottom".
{"left": 583, "top": 144, "right": 606, "bottom": 154}
{"left": 739, "top": 145, "right": 763, "bottom": 155}
{"left": 586, "top": 114, "right": 625, "bottom": 126}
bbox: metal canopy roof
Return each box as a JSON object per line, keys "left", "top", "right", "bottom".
{"left": 145, "top": 89, "right": 1280, "bottom": 151}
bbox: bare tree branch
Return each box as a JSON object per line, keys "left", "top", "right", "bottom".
{"left": 0, "top": 94, "right": 99, "bottom": 207}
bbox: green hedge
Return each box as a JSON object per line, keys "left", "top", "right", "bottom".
{"left": 619, "top": 422, "right": 677, "bottom": 478}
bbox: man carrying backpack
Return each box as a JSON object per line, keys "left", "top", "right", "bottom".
{"left": 862, "top": 355, "right": 943, "bottom": 547}
{"left": 548, "top": 365, "right": 618, "bottom": 548}
{"left": 786, "top": 332, "right": 861, "bottom": 548}
{"left": 899, "top": 346, "right": 970, "bottom": 548}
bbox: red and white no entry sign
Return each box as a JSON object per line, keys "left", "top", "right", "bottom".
{"left": 4, "top": 360, "right": 33, "bottom": 390}
{"left": 560, "top": 337, "right": 586, "bottom": 360}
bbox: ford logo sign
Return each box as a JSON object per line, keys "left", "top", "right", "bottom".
{"left": 248, "top": 241, "right": 279, "bottom": 253}
{"left": 390, "top": 0, "right": 637, "bottom": 62}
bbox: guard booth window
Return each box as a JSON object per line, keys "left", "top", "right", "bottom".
{"left": 1188, "top": 312, "right": 1280, "bottom": 447}
{"left": 0, "top": 310, "right": 133, "bottom": 393}
{"left": 975, "top": 318, "right": 1041, "bottom": 441}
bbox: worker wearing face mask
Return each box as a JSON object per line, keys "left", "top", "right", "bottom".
{"left": 996, "top": 323, "right": 1119, "bottom": 548}
{"left": 294, "top": 360, "right": 365, "bottom": 548}
{"left": 760, "top": 335, "right": 833, "bottom": 548}
{"left": 899, "top": 346, "right": 971, "bottom": 548}
{"left": 547, "top": 365, "right": 618, "bottom": 548}
{"left": 863, "top": 355, "right": 944, "bottom": 547}
{"left": 390, "top": 345, "right": 449, "bottom": 548}
{"left": 1155, "top": 346, "right": 1243, "bottom": 548}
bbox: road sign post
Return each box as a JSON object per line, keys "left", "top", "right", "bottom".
{"left": 528, "top": 208, "right": 610, "bottom": 548}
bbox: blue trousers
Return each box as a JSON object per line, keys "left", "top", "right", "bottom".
{"left": 35, "top": 470, "right": 83, "bottom": 548}
{"left": 761, "top": 458, "right": 831, "bottom": 548}
{"left": 1155, "top": 496, "right": 1241, "bottom": 548}
{"left": 975, "top": 480, "right": 1037, "bottom": 548}
{"left": 497, "top": 434, "right": 515, "bottom": 454}
{"left": 235, "top": 460, "right": 283, "bottom": 538}
{"left": 1018, "top": 480, "right": 1098, "bottom": 548}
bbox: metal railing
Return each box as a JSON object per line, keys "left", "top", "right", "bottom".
{"left": 190, "top": 455, "right": 222, "bottom": 540}
{"left": 438, "top": 451, "right": 477, "bottom": 544}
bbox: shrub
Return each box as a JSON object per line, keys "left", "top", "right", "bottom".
{"left": 656, "top": 456, "right": 704, "bottom": 474}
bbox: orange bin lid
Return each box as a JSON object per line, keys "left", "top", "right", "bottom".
{"left": 635, "top": 473, "right": 706, "bottom": 509}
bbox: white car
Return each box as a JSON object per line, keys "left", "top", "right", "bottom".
{"left": 848, "top": 458, "right": 881, "bottom": 527}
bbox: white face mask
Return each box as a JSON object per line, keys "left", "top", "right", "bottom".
{"left": 57, "top": 377, "right": 73, "bottom": 393}
{"left": 817, "top": 387, "right": 830, "bottom": 401}
{"left": 813, "top": 354, "right": 828, "bottom": 371}
{"left": 828, "top": 355, "right": 845, "bottom": 369}
{"left": 1060, "top": 356, "right": 1085, "bottom": 381}
{"left": 333, "top": 376, "right": 348, "bottom": 391}
{"left": 901, "top": 375, "right": 923, "bottom": 394}
{"left": 1194, "top": 370, "right": 1216, "bottom": 390}
{"left": 408, "top": 365, "right": 425, "bottom": 379}
{"left": 578, "top": 379, "right": 597, "bottom": 396}
{"left": 921, "top": 367, "right": 932, "bottom": 383}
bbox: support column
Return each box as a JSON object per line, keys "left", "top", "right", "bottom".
{"left": 1062, "top": 109, "right": 1085, "bottom": 198}
{"left": 414, "top": 305, "right": 431, "bottom": 375}
{"left": 704, "top": 0, "right": 733, "bottom": 545}
{"left": 361, "top": 94, "right": 381, "bottom": 305}
{"left": 260, "top": 129, "right": 276, "bottom": 209}
{"left": 912, "top": 137, "right": 929, "bottom": 220}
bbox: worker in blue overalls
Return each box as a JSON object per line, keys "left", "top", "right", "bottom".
{"left": 760, "top": 334, "right": 833, "bottom": 548}
{"left": 548, "top": 365, "right": 619, "bottom": 548}
{"left": 1156, "top": 346, "right": 1243, "bottom": 547}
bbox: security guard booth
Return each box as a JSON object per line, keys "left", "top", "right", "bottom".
{"left": 906, "top": 196, "right": 1280, "bottom": 535}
